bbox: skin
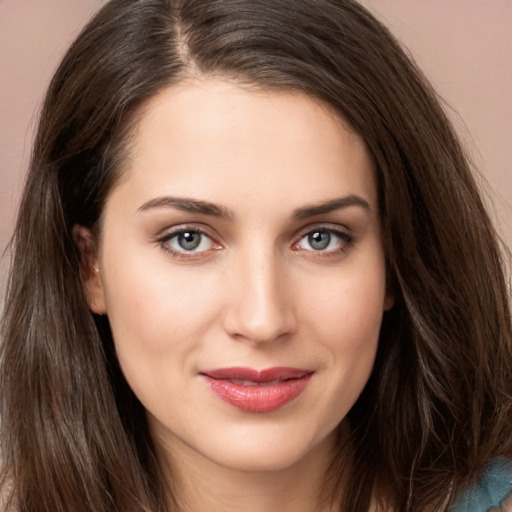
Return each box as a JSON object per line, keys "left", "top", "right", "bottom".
{"left": 80, "top": 79, "right": 392, "bottom": 512}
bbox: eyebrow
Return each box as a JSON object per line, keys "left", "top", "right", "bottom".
{"left": 291, "top": 195, "right": 371, "bottom": 220}
{"left": 138, "top": 194, "right": 371, "bottom": 221}
{"left": 138, "top": 196, "right": 234, "bottom": 220}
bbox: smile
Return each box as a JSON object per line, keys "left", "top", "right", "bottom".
{"left": 200, "top": 367, "right": 313, "bottom": 413}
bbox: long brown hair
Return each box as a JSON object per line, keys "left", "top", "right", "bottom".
{"left": 1, "top": 1, "right": 511, "bottom": 511}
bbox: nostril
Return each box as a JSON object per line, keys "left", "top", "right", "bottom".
{"left": 222, "top": 302, "right": 297, "bottom": 344}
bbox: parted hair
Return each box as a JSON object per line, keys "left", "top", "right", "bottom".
{"left": 1, "top": 1, "right": 511, "bottom": 511}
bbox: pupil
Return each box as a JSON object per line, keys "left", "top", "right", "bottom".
{"left": 309, "top": 231, "right": 330, "bottom": 250}
{"left": 178, "top": 232, "right": 201, "bottom": 250}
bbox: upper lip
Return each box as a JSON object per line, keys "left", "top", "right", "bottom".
{"left": 200, "top": 367, "right": 312, "bottom": 383}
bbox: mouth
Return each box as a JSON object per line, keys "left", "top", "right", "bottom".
{"left": 200, "top": 367, "right": 314, "bottom": 413}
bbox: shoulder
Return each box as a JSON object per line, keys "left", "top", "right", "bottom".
{"left": 450, "top": 459, "right": 512, "bottom": 512}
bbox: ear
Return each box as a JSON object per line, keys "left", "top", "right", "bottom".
{"left": 383, "top": 269, "right": 395, "bottom": 311}
{"left": 383, "top": 291, "right": 394, "bottom": 311}
{"left": 72, "top": 225, "right": 107, "bottom": 315}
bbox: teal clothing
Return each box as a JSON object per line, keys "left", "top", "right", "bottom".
{"left": 450, "top": 459, "right": 512, "bottom": 512}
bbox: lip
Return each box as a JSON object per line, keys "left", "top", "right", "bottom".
{"left": 200, "top": 367, "right": 313, "bottom": 413}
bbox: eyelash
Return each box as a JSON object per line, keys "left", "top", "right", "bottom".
{"left": 155, "top": 225, "right": 355, "bottom": 261}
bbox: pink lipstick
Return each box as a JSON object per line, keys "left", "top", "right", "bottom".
{"left": 201, "top": 367, "right": 313, "bottom": 412}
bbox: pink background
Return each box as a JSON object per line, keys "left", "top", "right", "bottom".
{"left": 1, "top": 1, "right": 511, "bottom": 305}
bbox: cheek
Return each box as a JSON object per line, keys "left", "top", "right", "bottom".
{"left": 100, "top": 252, "right": 228, "bottom": 391}
{"left": 101, "top": 262, "right": 220, "bottom": 410}
{"left": 301, "top": 261, "right": 387, "bottom": 343}
{"left": 299, "top": 257, "right": 386, "bottom": 392}
{"left": 104, "top": 248, "right": 217, "bottom": 328}
{"left": 289, "top": 264, "right": 385, "bottom": 442}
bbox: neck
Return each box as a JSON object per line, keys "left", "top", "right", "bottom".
{"left": 156, "top": 431, "right": 340, "bottom": 512}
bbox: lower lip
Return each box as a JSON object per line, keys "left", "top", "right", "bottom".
{"left": 202, "top": 373, "right": 313, "bottom": 413}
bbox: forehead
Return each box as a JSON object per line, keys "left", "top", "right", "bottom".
{"left": 113, "top": 79, "right": 377, "bottom": 215}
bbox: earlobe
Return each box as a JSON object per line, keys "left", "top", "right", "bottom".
{"left": 72, "top": 225, "right": 107, "bottom": 315}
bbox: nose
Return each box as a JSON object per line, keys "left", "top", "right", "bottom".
{"left": 222, "top": 248, "right": 297, "bottom": 345}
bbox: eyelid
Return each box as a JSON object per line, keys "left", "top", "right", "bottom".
{"left": 156, "top": 222, "right": 208, "bottom": 237}
{"left": 294, "top": 222, "right": 352, "bottom": 240}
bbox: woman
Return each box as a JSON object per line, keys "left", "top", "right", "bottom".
{"left": 1, "top": 0, "right": 511, "bottom": 511}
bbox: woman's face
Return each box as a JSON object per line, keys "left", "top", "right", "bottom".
{"left": 85, "top": 80, "right": 392, "bottom": 474}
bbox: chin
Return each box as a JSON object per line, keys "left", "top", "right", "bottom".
{"left": 202, "top": 423, "right": 338, "bottom": 474}
{"left": 217, "top": 449, "right": 307, "bottom": 473}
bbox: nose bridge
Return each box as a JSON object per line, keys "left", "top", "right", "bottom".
{"left": 223, "top": 243, "right": 295, "bottom": 343}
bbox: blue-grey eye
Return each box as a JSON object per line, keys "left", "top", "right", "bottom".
{"left": 164, "top": 230, "right": 214, "bottom": 253}
{"left": 296, "top": 229, "right": 349, "bottom": 252}
{"left": 308, "top": 231, "right": 330, "bottom": 250}
{"left": 177, "top": 231, "right": 202, "bottom": 251}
